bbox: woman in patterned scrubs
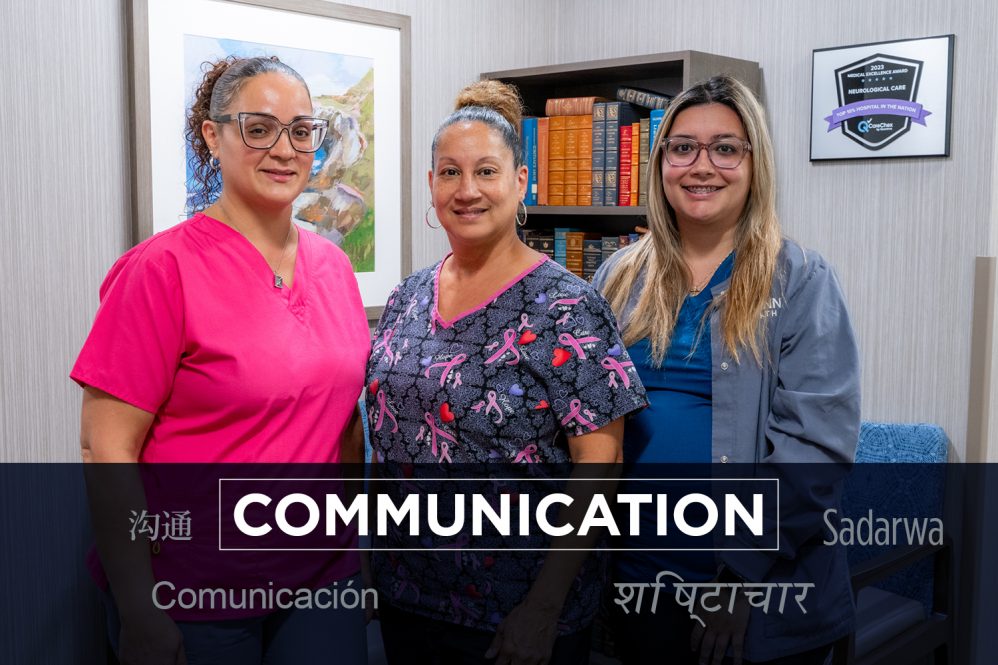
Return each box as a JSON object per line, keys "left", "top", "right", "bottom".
{"left": 365, "top": 80, "right": 647, "bottom": 664}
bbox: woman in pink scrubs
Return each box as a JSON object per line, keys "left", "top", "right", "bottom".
{"left": 72, "top": 56, "right": 370, "bottom": 664}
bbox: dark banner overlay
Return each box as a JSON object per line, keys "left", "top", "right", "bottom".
{"left": 2, "top": 463, "right": 995, "bottom": 662}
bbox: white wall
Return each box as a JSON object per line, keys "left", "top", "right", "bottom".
{"left": 551, "top": 0, "right": 998, "bottom": 460}
{"left": 0, "top": 0, "right": 556, "bottom": 462}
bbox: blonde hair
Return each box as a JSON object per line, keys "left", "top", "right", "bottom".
{"left": 601, "top": 75, "right": 781, "bottom": 367}
{"left": 431, "top": 80, "right": 525, "bottom": 167}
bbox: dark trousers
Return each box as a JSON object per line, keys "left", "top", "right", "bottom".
{"left": 379, "top": 602, "right": 593, "bottom": 665}
{"left": 609, "top": 595, "right": 832, "bottom": 665}
{"left": 101, "top": 578, "right": 367, "bottom": 665}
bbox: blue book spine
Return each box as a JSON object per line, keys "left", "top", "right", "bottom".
{"left": 521, "top": 117, "right": 538, "bottom": 205}
{"left": 592, "top": 170, "right": 605, "bottom": 207}
{"left": 553, "top": 227, "right": 571, "bottom": 259}
{"left": 591, "top": 102, "right": 606, "bottom": 209}
{"left": 649, "top": 109, "right": 665, "bottom": 152}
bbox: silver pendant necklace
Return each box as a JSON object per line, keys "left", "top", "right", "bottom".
{"left": 217, "top": 202, "right": 294, "bottom": 289}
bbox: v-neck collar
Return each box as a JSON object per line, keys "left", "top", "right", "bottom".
{"left": 432, "top": 253, "right": 548, "bottom": 329}
{"left": 198, "top": 212, "right": 308, "bottom": 311}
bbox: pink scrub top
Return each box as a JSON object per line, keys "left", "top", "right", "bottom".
{"left": 71, "top": 212, "right": 371, "bottom": 463}
{"left": 71, "top": 213, "right": 371, "bottom": 619}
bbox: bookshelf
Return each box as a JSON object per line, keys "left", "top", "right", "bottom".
{"left": 483, "top": 50, "right": 761, "bottom": 236}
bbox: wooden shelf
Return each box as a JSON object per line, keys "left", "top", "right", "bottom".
{"left": 484, "top": 50, "right": 760, "bottom": 118}
{"left": 485, "top": 51, "right": 759, "bottom": 237}
{"left": 527, "top": 206, "right": 647, "bottom": 217}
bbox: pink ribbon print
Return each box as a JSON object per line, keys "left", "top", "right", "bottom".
{"left": 484, "top": 328, "right": 521, "bottom": 365}
{"left": 558, "top": 332, "right": 602, "bottom": 360}
{"left": 518, "top": 313, "right": 533, "bottom": 331}
{"left": 372, "top": 389, "right": 399, "bottom": 433}
{"left": 514, "top": 442, "right": 540, "bottom": 463}
{"left": 600, "top": 356, "right": 634, "bottom": 389}
{"left": 372, "top": 328, "right": 396, "bottom": 365}
{"left": 424, "top": 412, "right": 457, "bottom": 463}
{"left": 403, "top": 295, "right": 419, "bottom": 319}
{"left": 548, "top": 295, "right": 587, "bottom": 310}
{"left": 560, "top": 399, "right": 599, "bottom": 433}
{"left": 424, "top": 353, "right": 467, "bottom": 386}
{"left": 471, "top": 390, "right": 503, "bottom": 424}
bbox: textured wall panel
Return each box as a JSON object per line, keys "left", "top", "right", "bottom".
{"left": 335, "top": 0, "right": 558, "bottom": 274}
{"left": 0, "top": 0, "right": 132, "bottom": 463}
{"left": 555, "top": 0, "right": 998, "bottom": 458}
{"left": 0, "top": 0, "right": 556, "bottom": 463}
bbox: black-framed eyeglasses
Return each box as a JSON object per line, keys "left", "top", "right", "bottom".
{"left": 212, "top": 112, "right": 330, "bottom": 153}
{"left": 662, "top": 138, "right": 752, "bottom": 169}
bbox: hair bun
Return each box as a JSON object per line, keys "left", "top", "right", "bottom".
{"left": 454, "top": 80, "right": 524, "bottom": 130}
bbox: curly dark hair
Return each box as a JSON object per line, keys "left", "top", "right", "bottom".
{"left": 184, "top": 55, "right": 309, "bottom": 213}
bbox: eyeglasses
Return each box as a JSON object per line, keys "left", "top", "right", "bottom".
{"left": 212, "top": 112, "right": 329, "bottom": 153}
{"left": 662, "top": 138, "right": 752, "bottom": 169}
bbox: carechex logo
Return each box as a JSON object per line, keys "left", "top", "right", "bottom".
{"left": 216, "top": 477, "right": 781, "bottom": 551}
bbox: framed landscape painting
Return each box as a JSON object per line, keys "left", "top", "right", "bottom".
{"left": 130, "top": 0, "right": 411, "bottom": 317}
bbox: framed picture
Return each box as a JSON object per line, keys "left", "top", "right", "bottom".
{"left": 129, "top": 0, "right": 411, "bottom": 318}
{"left": 810, "top": 35, "right": 953, "bottom": 161}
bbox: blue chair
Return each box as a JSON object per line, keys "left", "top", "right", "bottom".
{"left": 832, "top": 422, "right": 952, "bottom": 665}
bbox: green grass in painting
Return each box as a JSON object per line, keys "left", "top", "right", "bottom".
{"left": 341, "top": 208, "right": 375, "bottom": 272}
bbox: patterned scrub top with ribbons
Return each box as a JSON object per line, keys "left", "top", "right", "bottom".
{"left": 366, "top": 254, "right": 647, "bottom": 633}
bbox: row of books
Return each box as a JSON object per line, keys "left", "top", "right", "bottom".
{"left": 521, "top": 228, "right": 641, "bottom": 282}
{"left": 520, "top": 88, "right": 671, "bottom": 208}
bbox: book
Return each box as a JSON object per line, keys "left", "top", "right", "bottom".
{"left": 630, "top": 121, "right": 640, "bottom": 206}
{"left": 591, "top": 102, "right": 607, "bottom": 206}
{"left": 553, "top": 227, "right": 578, "bottom": 267}
{"left": 618, "top": 124, "right": 632, "bottom": 206}
{"left": 601, "top": 235, "right": 620, "bottom": 264}
{"left": 604, "top": 102, "right": 643, "bottom": 207}
{"left": 592, "top": 170, "right": 605, "bottom": 208}
{"left": 638, "top": 118, "right": 650, "bottom": 206}
{"left": 521, "top": 117, "right": 538, "bottom": 205}
{"left": 524, "top": 231, "right": 555, "bottom": 257}
{"left": 569, "top": 115, "right": 593, "bottom": 206}
{"left": 549, "top": 115, "right": 567, "bottom": 159}
{"left": 537, "top": 117, "right": 549, "bottom": 205}
{"left": 565, "top": 231, "right": 600, "bottom": 278}
{"left": 545, "top": 96, "right": 609, "bottom": 116}
{"left": 605, "top": 169, "right": 618, "bottom": 210}
{"left": 615, "top": 85, "right": 673, "bottom": 110}
{"left": 583, "top": 238, "right": 603, "bottom": 281}
{"left": 649, "top": 109, "right": 665, "bottom": 152}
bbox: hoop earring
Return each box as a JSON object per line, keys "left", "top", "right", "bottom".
{"left": 516, "top": 200, "right": 528, "bottom": 228}
{"left": 424, "top": 204, "right": 441, "bottom": 229}
{"left": 209, "top": 155, "right": 220, "bottom": 170}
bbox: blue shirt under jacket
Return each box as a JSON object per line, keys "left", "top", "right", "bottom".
{"left": 593, "top": 238, "right": 861, "bottom": 662}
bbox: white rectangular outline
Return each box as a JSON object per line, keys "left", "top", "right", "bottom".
{"left": 218, "top": 477, "right": 781, "bottom": 552}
